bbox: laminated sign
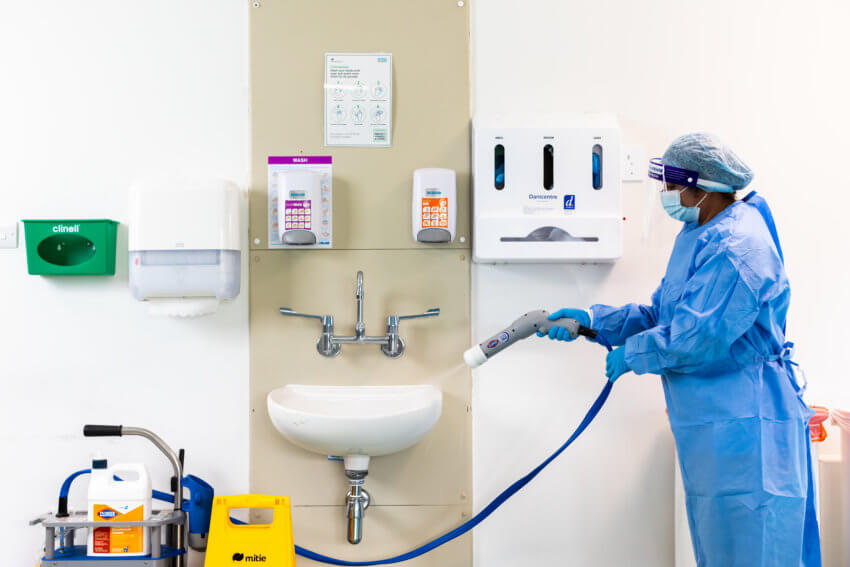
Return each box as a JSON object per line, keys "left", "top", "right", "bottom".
{"left": 324, "top": 53, "right": 392, "bottom": 147}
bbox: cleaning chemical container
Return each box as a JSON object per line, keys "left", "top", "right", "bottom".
{"left": 831, "top": 407, "right": 850, "bottom": 565}
{"left": 87, "top": 459, "right": 152, "bottom": 557}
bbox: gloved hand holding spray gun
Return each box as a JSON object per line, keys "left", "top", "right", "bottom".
{"left": 463, "top": 309, "right": 600, "bottom": 368}
{"left": 464, "top": 307, "right": 631, "bottom": 382}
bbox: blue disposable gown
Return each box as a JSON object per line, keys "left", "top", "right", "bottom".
{"left": 591, "top": 199, "right": 821, "bottom": 566}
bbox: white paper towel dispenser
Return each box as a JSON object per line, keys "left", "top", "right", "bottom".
{"left": 472, "top": 113, "right": 622, "bottom": 263}
{"left": 128, "top": 176, "right": 241, "bottom": 316}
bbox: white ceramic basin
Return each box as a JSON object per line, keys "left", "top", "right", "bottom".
{"left": 267, "top": 384, "right": 442, "bottom": 471}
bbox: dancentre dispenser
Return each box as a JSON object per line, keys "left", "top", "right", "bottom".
{"left": 471, "top": 113, "right": 623, "bottom": 263}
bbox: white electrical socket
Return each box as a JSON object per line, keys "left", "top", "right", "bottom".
{"left": 0, "top": 223, "right": 19, "bottom": 249}
{"left": 622, "top": 145, "right": 646, "bottom": 183}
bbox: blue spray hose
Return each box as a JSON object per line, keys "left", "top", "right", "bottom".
{"left": 292, "top": 337, "right": 615, "bottom": 565}
{"left": 60, "top": 337, "right": 614, "bottom": 565}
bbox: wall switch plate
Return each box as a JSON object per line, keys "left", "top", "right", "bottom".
{"left": 622, "top": 145, "right": 646, "bottom": 182}
{"left": 0, "top": 223, "right": 18, "bottom": 248}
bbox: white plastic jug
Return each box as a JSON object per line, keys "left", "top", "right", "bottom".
{"left": 86, "top": 461, "right": 152, "bottom": 557}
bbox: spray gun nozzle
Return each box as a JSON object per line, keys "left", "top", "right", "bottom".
{"left": 463, "top": 345, "right": 487, "bottom": 368}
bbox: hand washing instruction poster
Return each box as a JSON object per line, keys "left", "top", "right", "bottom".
{"left": 324, "top": 53, "right": 392, "bottom": 147}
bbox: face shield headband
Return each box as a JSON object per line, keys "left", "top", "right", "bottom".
{"left": 648, "top": 158, "right": 735, "bottom": 192}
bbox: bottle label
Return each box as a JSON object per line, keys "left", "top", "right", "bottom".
{"left": 92, "top": 504, "right": 145, "bottom": 554}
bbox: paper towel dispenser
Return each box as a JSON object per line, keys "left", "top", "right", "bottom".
{"left": 128, "top": 177, "right": 241, "bottom": 316}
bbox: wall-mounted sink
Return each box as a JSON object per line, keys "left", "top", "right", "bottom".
{"left": 267, "top": 384, "right": 443, "bottom": 545}
{"left": 267, "top": 384, "right": 442, "bottom": 472}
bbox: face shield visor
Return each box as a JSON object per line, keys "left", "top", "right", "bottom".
{"left": 648, "top": 158, "right": 736, "bottom": 193}
{"left": 648, "top": 158, "right": 699, "bottom": 194}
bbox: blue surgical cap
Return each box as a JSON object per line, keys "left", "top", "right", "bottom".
{"left": 662, "top": 133, "right": 754, "bottom": 192}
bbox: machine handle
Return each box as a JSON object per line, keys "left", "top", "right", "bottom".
{"left": 398, "top": 308, "right": 440, "bottom": 321}
{"left": 83, "top": 425, "right": 123, "bottom": 437}
{"left": 577, "top": 325, "right": 598, "bottom": 340}
{"left": 542, "top": 316, "right": 598, "bottom": 341}
{"left": 171, "top": 449, "right": 186, "bottom": 493}
{"left": 279, "top": 307, "right": 324, "bottom": 321}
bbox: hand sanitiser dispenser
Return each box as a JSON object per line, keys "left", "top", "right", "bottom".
{"left": 129, "top": 177, "right": 241, "bottom": 317}
{"left": 412, "top": 168, "right": 456, "bottom": 243}
{"left": 472, "top": 114, "right": 622, "bottom": 262}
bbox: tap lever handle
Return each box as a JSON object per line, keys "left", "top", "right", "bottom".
{"left": 279, "top": 307, "right": 324, "bottom": 321}
{"left": 398, "top": 308, "right": 441, "bottom": 321}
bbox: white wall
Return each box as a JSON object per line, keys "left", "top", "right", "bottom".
{"left": 0, "top": 2, "right": 250, "bottom": 564}
{"left": 471, "top": 1, "right": 850, "bottom": 565}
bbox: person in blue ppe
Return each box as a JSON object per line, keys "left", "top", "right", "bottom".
{"left": 542, "top": 133, "right": 820, "bottom": 566}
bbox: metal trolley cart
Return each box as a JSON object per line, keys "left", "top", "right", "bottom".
{"left": 32, "top": 425, "right": 204, "bottom": 567}
{"left": 32, "top": 509, "right": 186, "bottom": 566}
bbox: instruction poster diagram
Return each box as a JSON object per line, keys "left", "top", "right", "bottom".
{"left": 324, "top": 53, "right": 392, "bottom": 147}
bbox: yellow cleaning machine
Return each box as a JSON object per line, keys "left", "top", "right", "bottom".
{"left": 34, "top": 425, "right": 215, "bottom": 567}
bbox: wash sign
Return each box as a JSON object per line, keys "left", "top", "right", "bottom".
{"left": 564, "top": 195, "right": 575, "bottom": 210}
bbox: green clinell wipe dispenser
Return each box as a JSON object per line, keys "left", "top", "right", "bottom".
{"left": 22, "top": 219, "right": 119, "bottom": 276}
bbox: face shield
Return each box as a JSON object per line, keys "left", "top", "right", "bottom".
{"left": 648, "top": 158, "right": 700, "bottom": 194}
{"left": 648, "top": 158, "right": 736, "bottom": 193}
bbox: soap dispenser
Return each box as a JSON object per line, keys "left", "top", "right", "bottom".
{"left": 412, "top": 168, "right": 456, "bottom": 244}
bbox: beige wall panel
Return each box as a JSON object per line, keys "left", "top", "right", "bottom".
{"left": 250, "top": 249, "right": 471, "bottom": 508}
{"left": 249, "top": 0, "right": 471, "bottom": 250}
{"left": 250, "top": 1, "right": 471, "bottom": 560}
{"left": 291, "top": 505, "right": 471, "bottom": 566}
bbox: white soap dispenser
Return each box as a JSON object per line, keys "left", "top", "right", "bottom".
{"left": 412, "top": 168, "right": 456, "bottom": 243}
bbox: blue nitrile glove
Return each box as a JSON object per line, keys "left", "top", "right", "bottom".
{"left": 605, "top": 346, "right": 631, "bottom": 382}
{"left": 538, "top": 308, "right": 592, "bottom": 341}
